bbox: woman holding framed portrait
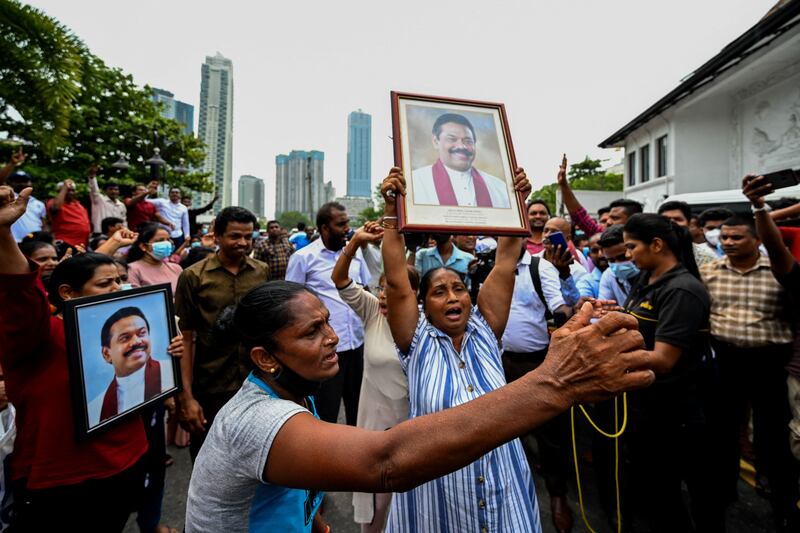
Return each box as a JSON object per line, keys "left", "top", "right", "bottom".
{"left": 0, "top": 186, "right": 183, "bottom": 532}
{"left": 378, "top": 167, "right": 543, "bottom": 531}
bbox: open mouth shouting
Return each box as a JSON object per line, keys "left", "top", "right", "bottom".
{"left": 323, "top": 351, "right": 338, "bottom": 366}
{"left": 444, "top": 305, "right": 464, "bottom": 322}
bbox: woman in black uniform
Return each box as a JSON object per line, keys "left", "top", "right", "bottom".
{"left": 621, "top": 213, "right": 724, "bottom": 532}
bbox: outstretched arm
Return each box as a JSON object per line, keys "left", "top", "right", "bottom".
{"left": 477, "top": 168, "right": 530, "bottom": 339}
{"left": 743, "top": 174, "right": 795, "bottom": 275}
{"left": 380, "top": 168, "right": 419, "bottom": 354}
{"left": 264, "top": 304, "right": 654, "bottom": 493}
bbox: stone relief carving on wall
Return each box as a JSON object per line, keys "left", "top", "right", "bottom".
{"left": 737, "top": 70, "right": 800, "bottom": 175}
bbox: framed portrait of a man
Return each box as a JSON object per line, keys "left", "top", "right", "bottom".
{"left": 391, "top": 91, "right": 529, "bottom": 236}
{"left": 63, "top": 284, "right": 180, "bottom": 437}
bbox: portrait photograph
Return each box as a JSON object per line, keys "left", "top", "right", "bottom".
{"left": 391, "top": 91, "right": 529, "bottom": 236}
{"left": 63, "top": 284, "right": 180, "bottom": 437}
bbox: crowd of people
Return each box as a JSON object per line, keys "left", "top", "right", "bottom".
{"left": 0, "top": 145, "right": 799, "bottom": 533}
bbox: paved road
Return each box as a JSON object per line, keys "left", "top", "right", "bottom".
{"left": 127, "top": 435, "right": 775, "bottom": 533}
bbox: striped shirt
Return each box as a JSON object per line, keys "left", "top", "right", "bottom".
{"left": 386, "top": 309, "right": 541, "bottom": 533}
{"left": 700, "top": 256, "right": 793, "bottom": 347}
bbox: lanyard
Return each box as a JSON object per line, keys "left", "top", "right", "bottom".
{"left": 246, "top": 371, "right": 318, "bottom": 417}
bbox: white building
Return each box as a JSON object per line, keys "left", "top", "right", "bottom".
{"left": 198, "top": 53, "right": 234, "bottom": 214}
{"left": 600, "top": 0, "right": 800, "bottom": 212}
{"left": 334, "top": 196, "right": 374, "bottom": 223}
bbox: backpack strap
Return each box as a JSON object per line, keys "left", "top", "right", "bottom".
{"left": 528, "top": 256, "right": 553, "bottom": 320}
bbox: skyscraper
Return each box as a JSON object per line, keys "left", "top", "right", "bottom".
{"left": 275, "top": 150, "right": 335, "bottom": 220}
{"left": 152, "top": 88, "right": 195, "bottom": 135}
{"left": 347, "top": 109, "right": 371, "bottom": 198}
{"left": 198, "top": 53, "right": 234, "bottom": 214}
{"left": 238, "top": 175, "right": 265, "bottom": 217}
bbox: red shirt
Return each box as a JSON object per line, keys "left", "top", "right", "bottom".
{"left": 126, "top": 198, "right": 157, "bottom": 232}
{"left": 0, "top": 266, "right": 147, "bottom": 489}
{"left": 46, "top": 199, "right": 90, "bottom": 247}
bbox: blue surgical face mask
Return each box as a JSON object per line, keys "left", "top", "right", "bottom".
{"left": 252, "top": 231, "right": 261, "bottom": 239}
{"left": 582, "top": 246, "right": 590, "bottom": 257}
{"left": 120, "top": 283, "right": 134, "bottom": 291}
{"left": 150, "top": 240, "right": 174, "bottom": 261}
{"left": 609, "top": 260, "right": 640, "bottom": 281}
{"left": 191, "top": 241, "right": 201, "bottom": 248}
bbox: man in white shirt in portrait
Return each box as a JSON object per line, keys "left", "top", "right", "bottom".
{"left": 89, "top": 306, "right": 174, "bottom": 426}
{"left": 412, "top": 113, "right": 510, "bottom": 208}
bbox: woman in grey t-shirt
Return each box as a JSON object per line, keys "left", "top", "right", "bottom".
{"left": 185, "top": 270, "right": 655, "bottom": 531}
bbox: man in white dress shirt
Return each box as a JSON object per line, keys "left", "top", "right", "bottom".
{"left": 147, "top": 187, "right": 190, "bottom": 246}
{"left": 502, "top": 245, "right": 575, "bottom": 532}
{"left": 285, "top": 202, "right": 370, "bottom": 425}
{"left": 91, "top": 307, "right": 174, "bottom": 426}
{"left": 412, "top": 113, "right": 510, "bottom": 208}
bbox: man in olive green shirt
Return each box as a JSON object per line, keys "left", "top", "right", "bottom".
{"left": 175, "top": 206, "right": 269, "bottom": 460}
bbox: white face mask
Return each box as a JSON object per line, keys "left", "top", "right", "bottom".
{"left": 704, "top": 228, "right": 721, "bottom": 247}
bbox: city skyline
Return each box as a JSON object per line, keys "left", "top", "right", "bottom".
{"left": 151, "top": 88, "right": 194, "bottom": 136}
{"left": 198, "top": 52, "right": 234, "bottom": 215}
{"left": 346, "top": 109, "right": 371, "bottom": 198}
{"left": 27, "top": 0, "right": 779, "bottom": 219}
{"left": 238, "top": 174, "right": 265, "bottom": 217}
{"left": 275, "top": 150, "right": 335, "bottom": 220}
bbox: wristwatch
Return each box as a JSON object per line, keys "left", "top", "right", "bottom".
{"left": 751, "top": 203, "right": 772, "bottom": 214}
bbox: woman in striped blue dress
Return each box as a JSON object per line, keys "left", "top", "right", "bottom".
{"left": 380, "top": 167, "right": 542, "bottom": 533}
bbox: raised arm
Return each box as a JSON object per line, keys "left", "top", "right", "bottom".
{"left": 477, "top": 168, "right": 530, "bottom": 339}
{"left": 556, "top": 155, "right": 603, "bottom": 236}
{"left": 743, "top": 174, "right": 795, "bottom": 275}
{"left": 0, "top": 148, "right": 26, "bottom": 184}
{"left": 380, "top": 168, "right": 419, "bottom": 353}
{"left": 332, "top": 222, "right": 383, "bottom": 289}
{"left": 126, "top": 181, "right": 159, "bottom": 207}
{"left": 87, "top": 165, "right": 102, "bottom": 204}
{"left": 0, "top": 186, "right": 33, "bottom": 275}
{"left": 194, "top": 191, "right": 218, "bottom": 215}
{"left": 49, "top": 179, "right": 73, "bottom": 215}
{"left": 265, "top": 304, "right": 654, "bottom": 492}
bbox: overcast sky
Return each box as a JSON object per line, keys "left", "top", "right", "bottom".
{"left": 28, "top": 0, "right": 777, "bottom": 218}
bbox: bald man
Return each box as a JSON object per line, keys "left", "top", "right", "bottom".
{"left": 539, "top": 217, "right": 590, "bottom": 277}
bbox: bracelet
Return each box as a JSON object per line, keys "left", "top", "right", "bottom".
{"left": 341, "top": 248, "right": 354, "bottom": 259}
{"left": 380, "top": 221, "right": 398, "bottom": 230}
{"left": 382, "top": 215, "right": 398, "bottom": 220}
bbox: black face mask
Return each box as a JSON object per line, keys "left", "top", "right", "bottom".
{"left": 272, "top": 354, "right": 322, "bottom": 397}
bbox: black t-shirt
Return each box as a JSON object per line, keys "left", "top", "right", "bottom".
{"left": 624, "top": 265, "right": 711, "bottom": 418}
{"left": 773, "top": 262, "right": 800, "bottom": 377}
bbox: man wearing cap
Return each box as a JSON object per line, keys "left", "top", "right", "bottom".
{"left": 0, "top": 151, "right": 48, "bottom": 242}
{"left": 87, "top": 165, "right": 127, "bottom": 234}
{"left": 47, "top": 179, "right": 91, "bottom": 248}
{"left": 411, "top": 113, "right": 510, "bottom": 208}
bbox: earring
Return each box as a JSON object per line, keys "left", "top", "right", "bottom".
{"left": 269, "top": 367, "right": 276, "bottom": 374}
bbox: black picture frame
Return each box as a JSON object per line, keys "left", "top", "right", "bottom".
{"left": 63, "top": 284, "right": 181, "bottom": 438}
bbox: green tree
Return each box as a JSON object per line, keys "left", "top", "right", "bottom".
{"left": 0, "top": 0, "right": 84, "bottom": 155}
{"left": 0, "top": 1, "right": 210, "bottom": 197}
{"left": 277, "top": 211, "right": 312, "bottom": 230}
{"left": 528, "top": 156, "right": 622, "bottom": 214}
